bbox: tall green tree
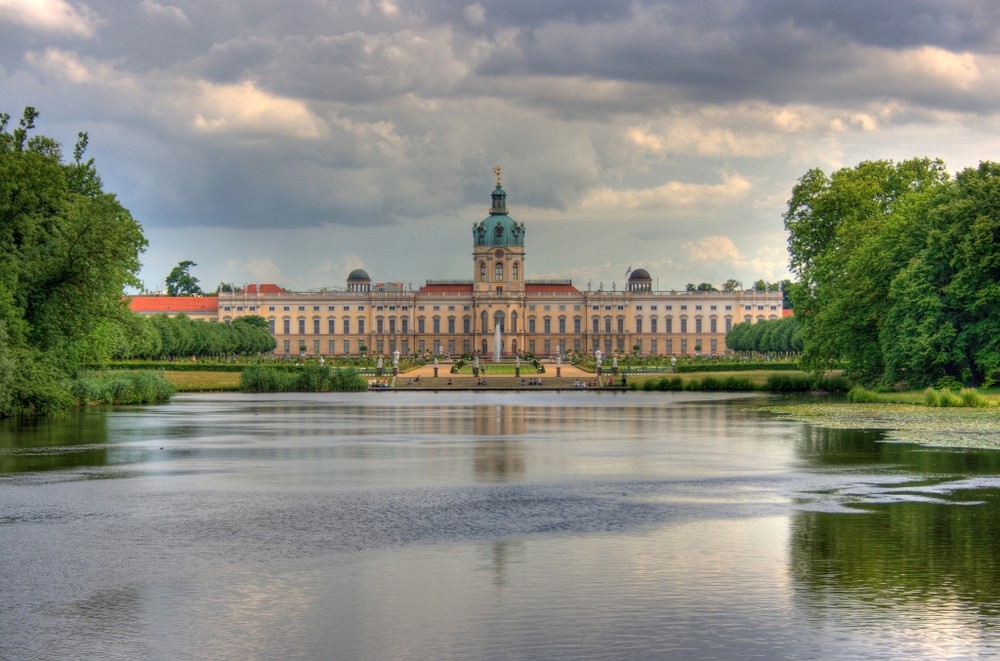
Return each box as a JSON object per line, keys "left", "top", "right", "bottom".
{"left": 942, "top": 163, "right": 1000, "bottom": 384}
{"left": 880, "top": 163, "right": 1000, "bottom": 386}
{"left": 165, "top": 260, "right": 203, "bottom": 296}
{"left": 726, "top": 317, "right": 802, "bottom": 353}
{"left": 125, "top": 313, "right": 275, "bottom": 359}
{"left": 784, "top": 157, "right": 1000, "bottom": 386}
{"left": 0, "top": 107, "right": 147, "bottom": 415}
{"left": 783, "top": 158, "right": 949, "bottom": 383}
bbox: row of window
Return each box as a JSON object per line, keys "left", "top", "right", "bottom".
{"left": 224, "top": 302, "right": 780, "bottom": 314}
{"left": 278, "top": 336, "right": 724, "bottom": 357}
{"left": 267, "top": 315, "right": 777, "bottom": 335}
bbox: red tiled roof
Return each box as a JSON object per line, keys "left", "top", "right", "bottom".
{"left": 525, "top": 283, "right": 580, "bottom": 294}
{"left": 128, "top": 296, "right": 219, "bottom": 314}
{"left": 244, "top": 283, "right": 284, "bottom": 294}
{"left": 419, "top": 284, "right": 474, "bottom": 293}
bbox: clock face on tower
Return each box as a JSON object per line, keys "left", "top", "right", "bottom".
{"left": 494, "top": 249, "right": 504, "bottom": 258}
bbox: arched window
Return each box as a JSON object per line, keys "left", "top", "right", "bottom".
{"left": 481, "top": 311, "right": 488, "bottom": 332}
{"left": 512, "top": 262, "right": 519, "bottom": 281}
{"left": 510, "top": 311, "right": 518, "bottom": 333}
{"left": 480, "top": 262, "right": 486, "bottom": 281}
{"left": 495, "top": 262, "right": 503, "bottom": 281}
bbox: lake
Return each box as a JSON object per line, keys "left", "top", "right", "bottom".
{"left": 3, "top": 391, "right": 1000, "bottom": 660}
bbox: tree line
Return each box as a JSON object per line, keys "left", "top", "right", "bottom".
{"left": 0, "top": 108, "right": 276, "bottom": 416}
{"left": 725, "top": 316, "right": 803, "bottom": 354}
{"left": 0, "top": 108, "right": 151, "bottom": 415}
{"left": 784, "top": 158, "right": 1000, "bottom": 388}
{"left": 109, "top": 313, "right": 276, "bottom": 360}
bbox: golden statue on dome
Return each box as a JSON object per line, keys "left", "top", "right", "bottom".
{"left": 493, "top": 165, "right": 502, "bottom": 185}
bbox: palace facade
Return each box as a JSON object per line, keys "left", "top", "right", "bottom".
{"left": 131, "top": 171, "right": 784, "bottom": 357}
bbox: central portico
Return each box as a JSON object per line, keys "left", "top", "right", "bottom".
{"left": 470, "top": 166, "right": 528, "bottom": 355}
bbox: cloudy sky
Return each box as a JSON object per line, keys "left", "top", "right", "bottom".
{"left": 3, "top": 0, "right": 998, "bottom": 293}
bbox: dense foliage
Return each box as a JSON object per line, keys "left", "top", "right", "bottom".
{"left": 0, "top": 108, "right": 147, "bottom": 415}
{"left": 165, "top": 260, "right": 203, "bottom": 296}
{"left": 239, "top": 364, "right": 367, "bottom": 392}
{"left": 725, "top": 317, "right": 803, "bottom": 353}
{"left": 109, "top": 313, "right": 277, "bottom": 360}
{"left": 785, "top": 159, "right": 1000, "bottom": 388}
{"left": 68, "top": 370, "right": 175, "bottom": 405}
{"left": 635, "top": 372, "right": 849, "bottom": 393}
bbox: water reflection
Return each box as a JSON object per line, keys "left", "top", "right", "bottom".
{"left": 480, "top": 540, "right": 526, "bottom": 588}
{"left": 0, "top": 410, "right": 112, "bottom": 473}
{"left": 789, "top": 496, "right": 1000, "bottom": 658}
{"left": 471, "top": 405, "right": 527, "bottom": 481}
{"left": 795, "top": 425, "right": 1000, "bottom": 474}
{"left": 4, "top": 393, "right": 1000, "bottom": 659}
{"left": 792, "top": 496, "right": 1000, "bottom": 611}
{"left": 787, "top": 420, "right": 1000, "bottom": 657}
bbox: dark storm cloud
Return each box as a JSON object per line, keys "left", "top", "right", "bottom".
{"left": 200, "top": 32, "right": 465, "bottom": 104}
{"left": 4, "top": 0, "right": 999, "bottom": 289}
{"left": 752, "top": 0, "right": 1000, "bottom": 51}
{"left": 422, "top": 0, "right": 633, "bottom": 29}
{"left": 474, "top": 0, "right": 1000, "bottom": 109}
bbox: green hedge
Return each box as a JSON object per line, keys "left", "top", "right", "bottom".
{"left": 636, "top": 372, "right": 849, "bottom": 393}
{"left": 98, "top": 361, "right": 357, "bottom": 373}
{"left": 675, "top": 362, "right": 802, "bottom": 373}
{"left": 96, "top": 361, "right": 247, "bottom": 372}
{"left": 68, "top": 370, "right": 175, "bottom": 405}
{"left": 240, "top": 365, "right": 367, "bottom": 392}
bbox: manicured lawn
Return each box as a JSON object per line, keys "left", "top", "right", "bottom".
{"left": 163, "top": 371, "right": 242, "bottom": 391}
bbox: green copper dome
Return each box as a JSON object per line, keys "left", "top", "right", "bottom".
{"left": 473, "top": 182, "right": 525, "bottom": 247}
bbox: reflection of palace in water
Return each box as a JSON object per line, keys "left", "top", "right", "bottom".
{"left": 116, "top": 400, "right": 752, "bottom": 487}
{"left": 472, "top": 405, "right": 527, "bottom": 481}
{"left": 130, "top": 168, "right": 784, "bottom": 358}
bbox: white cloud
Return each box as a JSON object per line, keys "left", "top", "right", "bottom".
{"left": 850, "top": 113, "right": 878, "bottom": 131}
{"left": 676, "top": 237, "right": 790, "bottom": 285}
{"left": 893, "top": 46, "right": 982, "bottom": 91}
{"left": 190, "top": 81, "right": 326, "bottom": 139}
{"left": 683, "top": 236, "right": 743, "bottom": 262}
{"left": 579, "top": 172, "right": 753, "bottom": 213}
{"left": 23, "top": 46, "right": 144, "bottom": 100}
{"left": 140, "top": 0, "right": 189, "bottom": 26}
{"left": 24, "top": 47, "right": 94, "bottom": 82}
{"left": 622, "top": 102, "right": 903, "bottom": 162}
{"left": 0, "top": 0, "right": 98, "bottom": 37}
{"left": 463, "top": 3, "right": 486, "bottom": 27}
{"left": 22, "top": 48, "right": 326, "bottom": 140}
{"left": 378, "top": 0, "right": 400, "bottom": 18}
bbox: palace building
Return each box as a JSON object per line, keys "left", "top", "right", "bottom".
{"left": 130, "top": 169, "right": 784, "bottom": 357}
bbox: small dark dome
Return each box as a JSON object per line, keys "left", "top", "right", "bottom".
{"left": 347, "top": 268, "right": 370, "bottom": 281}
{"left": 629, "top": 268, "right": 651, "bottom": 280}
